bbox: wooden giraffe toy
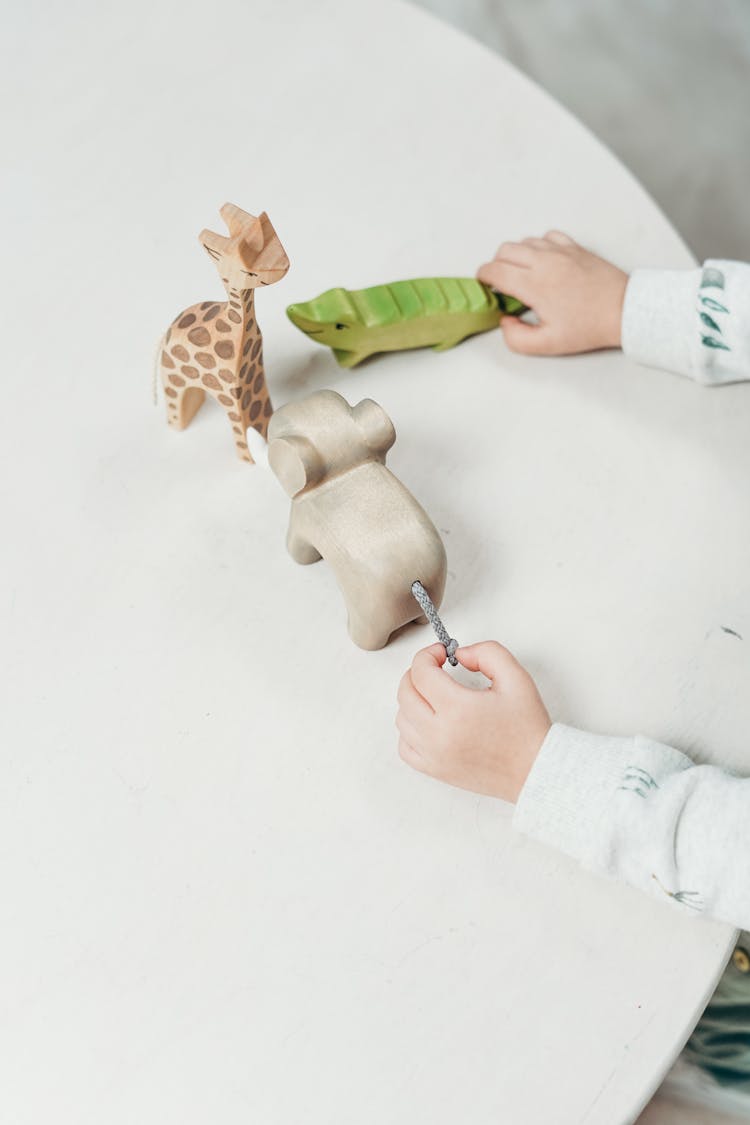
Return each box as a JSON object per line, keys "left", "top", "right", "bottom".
{"left": 160, "top": 203, "right": 289, "bottom": 463}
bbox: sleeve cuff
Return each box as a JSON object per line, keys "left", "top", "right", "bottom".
{"left": 513, "top": 723, "right": 638, "bottom": 866}
{"left": 621, "top": 267, "right": 702, "bottom": 378}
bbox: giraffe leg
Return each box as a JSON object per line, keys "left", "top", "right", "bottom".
{"left": 230, "top": 421, "right": 253, "bottom": 464}
{"left": 163, "top": 373, "right": 205, "bottom": 431}
{"left": 178, "top": 386, "right": 206, "bottom": 428}
{"left": 233, "top": 393, "right": 273, "bottom": 465}
{"left": 241, "top": 356, "right": 274, "bottom": 447}
{"left": 226, "top": 408, "right": 254, "bottom": 464}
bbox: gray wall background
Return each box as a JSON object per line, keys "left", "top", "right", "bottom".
{"left": 413, "top": 0, "right": 750, "bottom": 262}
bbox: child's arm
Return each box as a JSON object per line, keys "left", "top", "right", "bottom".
{"left": 477, "top": 232, "right": 750, "bottom": 385}
{"left": 397, "top": 642, "right": 750, "bottom": 931}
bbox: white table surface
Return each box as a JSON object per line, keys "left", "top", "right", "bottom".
{"left": 3, "top": 2, "right": 749, "bottom": 1122}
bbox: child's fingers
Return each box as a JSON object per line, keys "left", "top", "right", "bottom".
{"left": 411, "top": 645, "right": 460, "bottom": 709}
{"left": 415, "top": 642, "right": 451, "bottom": 665}
{"left": 397, "top": 669, "right": 434, "bottom": 720}
{"left": 501, "top": 316, "right": 558, "bottom": 356}
{"left": 522, "top": 237, "right": 550, "bottom": 250}
{"left": 398, "top": 735, "right": 426, "bottom": 772}
{"left": 544, "top": 229, "right": 575, "bottom": 246}
{"left": 477, "top": 260, "right": 533, "bottom": 304}
{"left": 395, "top": 710, "right": 423, "bottom": 750}
{"left": 493, "top": 241, "right": 534, "bottom": 267}
{"left": 454, "top": 640, "right": 524, "bottom": 688}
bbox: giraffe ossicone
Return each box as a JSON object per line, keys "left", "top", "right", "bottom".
{"left": 159, "top": 203, "right": 289, "bottom": 463}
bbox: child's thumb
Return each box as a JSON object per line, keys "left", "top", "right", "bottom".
{"left": 501, "top": 315, "right": 551, "bottom": 356}
{"left": 454, "top": 641, "right": 523, "bottom": 686}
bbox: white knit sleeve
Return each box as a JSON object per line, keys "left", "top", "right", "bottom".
{"left": 513, "top": 723, "right": 750, "bottom": 930}
{"left": 621, "top": 259, "right": 750, "bottom": 384}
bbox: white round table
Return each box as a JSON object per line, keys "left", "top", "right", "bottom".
{"left": 3, "top": 2, "right": 748, "bottom": 1122}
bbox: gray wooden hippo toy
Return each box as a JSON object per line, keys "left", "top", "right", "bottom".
{"left": 267, "top": 389, "right": 447, "bottom": 651}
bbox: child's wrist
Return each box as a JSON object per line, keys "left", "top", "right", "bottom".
{"left": 606, "top": 270, "right": 629, "bottom": 349}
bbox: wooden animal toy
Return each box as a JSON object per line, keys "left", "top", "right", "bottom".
{"left": 160, "top": 203, "right": 289, "bottom": 463}
{"left": 286, "top": 278, "right": 524, "bottom": 367}
{"left": 267, "top": 389, "right": 447, "bottom": 651}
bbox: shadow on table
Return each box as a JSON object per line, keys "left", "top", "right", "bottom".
{"left": 267, "top": 348, "right": 352, "bottom": 401}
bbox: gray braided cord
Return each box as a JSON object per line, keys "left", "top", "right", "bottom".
{"left": 411, "top": 580, "right": 459, "bottom": 666}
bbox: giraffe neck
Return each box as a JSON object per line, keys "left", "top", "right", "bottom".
{"left": 225, "top": 286, "right": 262, "bottom": 385}
{"left": 224, "top": 285, "right": 256, "bottom": 342}
{"left": 220, "top": 283, "right": 271, "bottom": 437}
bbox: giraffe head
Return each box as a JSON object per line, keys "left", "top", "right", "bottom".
{"left": 199, "top": 203, "right": 290, "bottom": 291}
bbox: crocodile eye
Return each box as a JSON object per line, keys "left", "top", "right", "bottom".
{"left": 335, "top": 323, "right": 347, "bottom": 330}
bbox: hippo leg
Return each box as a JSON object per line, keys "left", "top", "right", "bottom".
{"left": 287, "top": 529, "right": 322, "bottom": 566}
{"left": 346, "top": 608, "right": 393, "bottom": 652}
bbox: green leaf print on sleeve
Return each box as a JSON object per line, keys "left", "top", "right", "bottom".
{"left": 618, "top": 766, "right": 659, "bottom": 798}
{"left": 700, "top": 312, "right": 722, "bottom": 333}
{"left": 701, "top": 267, "right": 726, "bottom": 289}
{"left": 699, "top": 267, "right": 731, "bottom": 354}
{"left": 700, "top": 295, "right": 729, "bottom": 313}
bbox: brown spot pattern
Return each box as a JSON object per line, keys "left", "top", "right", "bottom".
{"left": 161, "top": 351, "right": 175, "bottom": 368}
{"left": 203, "top": 306, "right": 220, "bottom": 321}
{"left": 188, "top": 326, "right": 211, "bottom": 346}
{"left": 227, "top": 310, "right": 241, "bottom": 324}
{"left": 215, "top": 340, "right": 234, "bottom": 359}
{"left": 251, "top": 338, "right": 262, "bottom": 360}
{"left": 171, "top": 345, "right": 189, "bottom": 362}
{"left": 240, "top": 363, "right": 248, "bottom": 379}
{"left": 229, "top": 299, "right": 240, "bottom": 309}
{"left": 218, "top": 394, "right": 233, "bottom": 406}
{"left": 250, "top": 400, "right": 262, "bottom": 421}
{"left": 165, "top": 387, "right": 178, "bottom": 399}
{"left": 202, "top": 374, "right": 221, "bottom": 390}
{"left": 195, "top": 352, "right": 216, "bottom": 369}
{"left": 169, "top": 373, "right": 186, "bottom": 387}
{"left": 241, "top": 390, "right": 252, "bottom": 410}
{"left": 232, "top": 387, "right": 242, "bottom": 399}
{"left": 242, "top": 338, "right": 253, "bottom": 357}
{"left": 253, "top": 371, "right": 264, "bottom": 393}
{"left": 178, "top": 313, "right": 196, "bottom": 328}
{"left": 215, "top": 319, "right": 231, "bottom": 333}
{"left": 181, "top": 365, "right": 199, "bottom": 378}
{"left": 229, "top": 412, "right": 241, "bottom": 422}
{"left": 218, "top": 368, "right": 233, "bottom": 383}
{"left": 264, "top": 399, "right": 273, "bottom": 417}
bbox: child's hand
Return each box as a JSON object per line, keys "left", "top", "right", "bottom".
{"left": 395, "top": 641, "right": 551, "bottom": 802}
{"left": 477, "top": 231, "right": 628, "bottom": 356}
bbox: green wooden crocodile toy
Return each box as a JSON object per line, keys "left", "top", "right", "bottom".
{"left": 286, "top": 278, "right": 525, "bottom": 368}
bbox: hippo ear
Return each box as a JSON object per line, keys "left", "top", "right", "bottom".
{"left": 268, "top": 435, "right": 323, "bottom": 497}
{"left": 352, "top": 398, "right": 396, "bottom": 457}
